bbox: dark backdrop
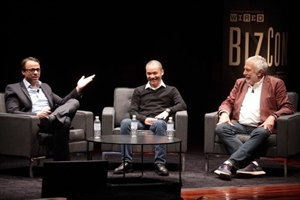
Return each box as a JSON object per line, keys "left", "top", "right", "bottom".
{"left": 1, "top": 1, "right": 298, "bottom": 150}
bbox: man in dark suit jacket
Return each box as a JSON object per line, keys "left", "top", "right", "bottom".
{"left": 214, "top": 55, "right": 294, "bottom": 180}
{"left": 5, "top": 56, "right": 95, "bottom": 161}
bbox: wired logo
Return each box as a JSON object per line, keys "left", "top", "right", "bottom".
{"left": 230, "top": 14, "right": 264, "bottom": 23}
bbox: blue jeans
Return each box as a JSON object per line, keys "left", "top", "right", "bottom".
{"left": 119, "top": 118, "right": 167, "bottom": 164}
{"left": 215, "top": 122, "right": 270, "bottom": 169}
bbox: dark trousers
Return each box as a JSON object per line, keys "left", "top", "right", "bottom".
{"left": 39, "top": 99, "right": 80, "bottom": 161}
{"left": 215, "top": 122, "right": 270, "bottom": 169}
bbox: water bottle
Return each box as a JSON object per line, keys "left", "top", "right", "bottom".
{"left": 131, "top": 115, "right": 138, "bottom": 137}
{"left": 167, "top": 117, "right": 174, "bottom": 140}
{"left": 94, "top": 116, "right": 101, "bottom": 138}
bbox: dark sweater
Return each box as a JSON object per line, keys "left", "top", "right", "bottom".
{"left": 130, "top": 84, "right": 187, "bottom": 123}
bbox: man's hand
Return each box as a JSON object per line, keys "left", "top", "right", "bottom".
{"left": 37, "top": 108, "right": 52, "bottom": 119}
{"left": 155, "top": 111, "right": 169, "bottom": 120}
{"left": 144, "top": 117, "right": 158, "bottom": 125}
{"left": 217, "top": 112, "right": 233, "bottom": 126}
{"left": 76, "top": 74, "right": 96, "bottom": 93}
{"left": 258, "top": 115, "right": 276, "bottom": 133}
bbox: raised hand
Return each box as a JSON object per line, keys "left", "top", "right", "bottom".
{"left": 76, "top": 74, "right": 96, "bottom": 93}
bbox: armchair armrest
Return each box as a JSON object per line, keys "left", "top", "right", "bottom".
{"left": 0, "top": 113, "right": 40, "bottom": 157}
{"left": 204, "top": 111, "right": 218, "bottom": 154}
{"left": 276, "top": 112, "right": 300, "bottom": 157}
{"left": 72, "top": 110, "right": 94, "bottom": 139}
{"left": 102, "top": 107, "right": 115, "bottom": 136}
{"left": 174, "top": 110, "right": 188, "bottom": 152}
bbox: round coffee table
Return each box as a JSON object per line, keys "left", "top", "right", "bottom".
{"left": 86, "top": 134, "right": 182, "bottom": 184}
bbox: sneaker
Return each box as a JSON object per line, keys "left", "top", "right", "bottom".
{"left": 214, "top": 163, "right": 232, "bottom": 180}
{"left": 236, "top": 161, "right": 266, "bottom": 175}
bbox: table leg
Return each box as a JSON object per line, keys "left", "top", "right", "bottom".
{"left": 141, "top": 145, "right": 144, "bottom": 176}
{"left": 122, "top": 144, "right": 128, "bottom": 183}
{"left": 179, "top": 141, "right": 182, "bottom": 185}
{"left": 87, "top": 141, "right": 91, "bottom": 160}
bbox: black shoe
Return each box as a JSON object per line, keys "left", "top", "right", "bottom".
{"left": 113, "top": 162, "right": 133, "bottom": 174}
{"left": 39, "top": 115, "right": 56, "bottom": 129}
{"left": 155, "top": 163, "right": 169, "bottom": 176}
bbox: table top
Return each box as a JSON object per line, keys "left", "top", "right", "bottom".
{"left": 87, "top": 135, "right": 182, "bottom": 145}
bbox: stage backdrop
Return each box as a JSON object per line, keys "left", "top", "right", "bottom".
{"left": 222, "top": 0, "right": 290, "bottom": 97}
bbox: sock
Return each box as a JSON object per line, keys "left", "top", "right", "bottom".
{"left": 252, "top": 161, "right": 258, "bottom": 166}
{"left": 224, "top": 160, "right": 233, "bottom": 167}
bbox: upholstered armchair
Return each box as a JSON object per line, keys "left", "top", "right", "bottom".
{"left": 101, "top": 87, "right": 188, "bottom": 170}
{"left": 0, "top": 92, "right": 94, "bottom": 178}
{"left": 204, "top": 91, "right": 300, "bottom": 177}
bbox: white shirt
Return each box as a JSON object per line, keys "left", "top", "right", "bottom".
{"left": 23, "top": 79, "right": 50, "bottom": 113}
{"left": 238, "top": 77, "right": 264, "bottom": 127}
{"left": 145, "top": 80, "right": 166, "bottom": 90}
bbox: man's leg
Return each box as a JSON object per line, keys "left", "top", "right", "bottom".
{"left": 53, "top": 120, "right": 71, "bottom": 161}
{"left": 51, "top": 99, "right": 79, "bottom": 161}
{"left": 214, "top": 122, "right": 247, "bottom": 179}
{"left": 150, "top": 120, "right": 169, "bottom": 176}
{"left": 52, "top": 99, "right": 80, "bottom": 124}
{"left": 113, "top": 118, "right": 133, "bottom": 174}
{"left": 119, "top": 118, "right": 133, "bottom": 162}
{"left": 214, "top": 123, "right": 270, "bottom": 179}
{"left": 230, "top": 127, "right": 270, "bottom": 176}
{"left": 215, "top": 122, "right": 246, "bottom": 154}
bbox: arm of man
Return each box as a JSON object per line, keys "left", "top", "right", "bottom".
{"left": 5, "top": 83, "right": 36, "bottom": 115}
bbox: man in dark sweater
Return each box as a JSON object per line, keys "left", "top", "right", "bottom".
{"left": 113, "top": 60, "right": 187, "bottom": 176}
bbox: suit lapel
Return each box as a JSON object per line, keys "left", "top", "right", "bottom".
{"left": 40, "top": 84, "right": 54, "bottom": 108}
{"left": 19, "top": 81, "right": 31, "bottom": 101}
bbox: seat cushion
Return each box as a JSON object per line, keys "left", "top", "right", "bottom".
{"left": 38, "top": 129, "right": 85, "bottom": 146}
{"left": 69, "top": 129, "right": 85, "bottom": 142}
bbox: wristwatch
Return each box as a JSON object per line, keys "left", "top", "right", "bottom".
{"left": 165, "top": 108, "right": 171, "bottom": 113}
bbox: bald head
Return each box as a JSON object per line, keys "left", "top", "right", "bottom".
{"left": 145, "top": 60, "right": 163, "bottom": 70}
{"left": 145, "top": 60, "right": 164, "bottom": 88}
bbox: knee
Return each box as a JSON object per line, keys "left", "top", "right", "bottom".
{"left": 120, "top": 118, "right": 131, "bottom": 129}
{"left": 215, "top": 123, "right": 225, "bottom": 135}
{"left": 150, "top": 120, "right": 167, "bottom": 133}
{"left": 154, "top": 120, "right": 167, "bottom": 129}
{"left": 70, "top": 99, "right": 80, "bottom": 109}
{"left": 256, "top": 128, "right": 270, "bottom": 138}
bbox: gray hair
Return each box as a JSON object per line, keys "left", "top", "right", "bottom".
{"left": 245, "top": 55, "right": 268, "bottom": 74}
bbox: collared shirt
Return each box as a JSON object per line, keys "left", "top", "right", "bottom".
{"left": 145, "top": 80, "right": 166, "bottom": 90}
{"left": 23, "top": 79, "right": 50, "bottom": 113}
{"left": 239, "top": 76, "right": 264, "bottom": 127}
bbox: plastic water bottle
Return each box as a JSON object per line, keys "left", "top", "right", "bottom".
{"left": 167, "top": 117, "right": 174, "bottom": 140}
{"left": 131, "top": 115, "right": 138, "bottom": 137}
{"left": 94, "top": 116, "right": 101, "bottom": 138}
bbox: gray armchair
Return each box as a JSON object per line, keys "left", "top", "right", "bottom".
{"left": 0, "top": 92, "right": 94, "bottom": 178}
{"left": 101, "top": 87, "right": 188, "bottom": 170}
{"left": 204, "top": 91, "right": 300, "bottom": 177}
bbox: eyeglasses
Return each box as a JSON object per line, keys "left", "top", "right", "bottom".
{"left": 24, "top": 68, "right": 41, "bottom": 73}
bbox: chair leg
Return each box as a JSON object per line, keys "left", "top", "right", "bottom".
{"left": 181, "top": 153, "right": 185, "bottom": 171}
{"left": 29, "top": 158, "right": 34, "bottom": 178}
{"left": 29, "top": 156, "right": 46, "bottom": 178}
{"left": 283, "top": 158, "right": 287, "bottom": 177}
{"left": 205, "top": 154, "right": 209, "bottom": 173}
